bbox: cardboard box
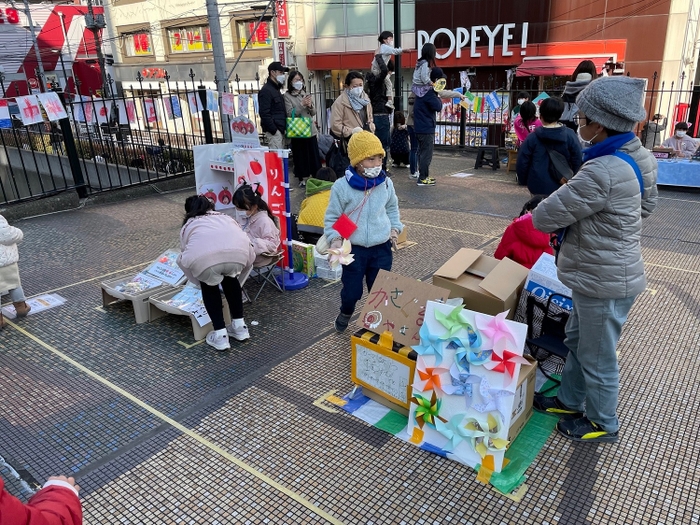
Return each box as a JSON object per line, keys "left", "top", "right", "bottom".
{"left": 317, "top": 266, "right": 342, "bottom": 281}
{"left": 432, "top": 249, "right": 530, "bottom": 318}
{"left": 507, "top": 355, "right": 537, "bottom": 443}
{"left": 292, "top": 240, "right": 315, "bottom": 277}
{"left": 524, "top": 253, "right": 573, "bottom": 311}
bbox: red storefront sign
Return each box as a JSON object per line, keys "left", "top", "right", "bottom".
{"left": 276, "top": 0, "right": 289, "bottom": 39}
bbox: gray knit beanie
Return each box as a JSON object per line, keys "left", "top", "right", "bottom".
{"left": 576, "top": 76, "right": 647, "bottom": 132}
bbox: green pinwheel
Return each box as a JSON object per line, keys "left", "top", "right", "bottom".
{"left": 411, "top": 391, "right": 447, "bottom": 429}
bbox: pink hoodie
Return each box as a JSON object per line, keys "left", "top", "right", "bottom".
{"left": 178, "top": 212, "right": 255, "bottom": 284}
{"left": 241, "top": 210, "right": 281, "bottom": 266}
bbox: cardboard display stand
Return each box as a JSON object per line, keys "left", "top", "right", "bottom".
{"left": 101, "top": 249, "right": 186, "bottom": 324}
{"left": 148, "top": 286, "right": 232, "bottom": 341}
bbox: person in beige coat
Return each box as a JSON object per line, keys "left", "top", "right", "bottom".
{"left": 330, "top": 71, "right": 375, "bottom": 140}
{"left": 0, "top": 214, "right": 30, "bottom": 327}
{"left": 284, "top": 71, "right": 322, "bottom": 187}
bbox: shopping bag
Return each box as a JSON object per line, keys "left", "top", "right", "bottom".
{"left": 286, "top": 108, "right": 312, "bottom": 138}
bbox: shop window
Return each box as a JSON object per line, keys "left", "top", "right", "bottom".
{"left": 382, "top": 0, "right": 415, "bottom": 33}
{"left": 237, "top": 20, "right": 273, "bottom": 49}
{"left": 313, "top": 0, "right": 414, "bottom": 38}
{"left": 123, "top": 31, "right": 153, "bottom": 57}
{"left": 314, "top": 0, "right": 345, "bottom": 37}
{"left": 347, "top": 0, "right": 377, "bottom": 36}
{"left": 168, "top": 26, "right": 213, "bottom": 54}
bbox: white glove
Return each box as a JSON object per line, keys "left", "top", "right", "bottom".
{"left": 351, "top": 127, "right": 363, "bottom": 135}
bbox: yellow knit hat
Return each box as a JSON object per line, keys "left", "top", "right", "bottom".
{"left": 348, "top": 131, "right": 385, "bottom": 167}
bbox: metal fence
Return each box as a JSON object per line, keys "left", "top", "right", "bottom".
{"left": 0, "top": 70, "right": 696, "bottom": 205}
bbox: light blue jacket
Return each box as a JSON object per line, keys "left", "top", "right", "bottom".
{"left": 324, "top": 171, "right": 403, "bottom": 248}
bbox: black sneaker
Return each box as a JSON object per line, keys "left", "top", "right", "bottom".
{"left": 334, "top": 312, "right": 352, "bottom": 333}
{"left": 557, "top": 416, "right": 619, "bottom": 443}
{"left": 533, "top": 393, "right": 584, "bottom": 419}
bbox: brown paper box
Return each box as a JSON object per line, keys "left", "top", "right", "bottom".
{"left": 432, "top": 248, "right": 530, "bottom": 318}
{"left": 507, "top": 355, "right": 537, "bottom": 443}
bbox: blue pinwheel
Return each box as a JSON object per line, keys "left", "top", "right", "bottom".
{"left": 411, "top": 323, "right": 446, "bottom": 365}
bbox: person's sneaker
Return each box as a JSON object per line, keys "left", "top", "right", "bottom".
{"left": 533, "top": 393, "right": 584, "bottom": 419}
{"left": 206, "top": 329, "right": 230, "bottom": 351}
{"left": 557, "top": 416, "right": 619, "bottom": 443}
{"left": 409, "top": 172, "right": 419, "bottom": 180}
{"left": 417, "top": 177, "right": 436, "bottom": 186}
{"left": 227, "top": 319, "right": 250, "bottom": 342}
{"left": 335, "top": 312, "right": 352, "bottom": 333}
{"left": 299, "top": 180, "right": 306, "bottom": 187}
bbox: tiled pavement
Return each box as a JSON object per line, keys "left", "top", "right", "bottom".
{"left": 1, "top": 153, "right": 699, "bottom": 524}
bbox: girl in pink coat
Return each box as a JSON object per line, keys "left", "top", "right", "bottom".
{"left": 233, "top": 185, "right": 281, "bottom": 267}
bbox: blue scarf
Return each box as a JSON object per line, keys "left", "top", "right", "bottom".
{"left": 344, "top": 167, "right": 386, "bottom": 190}
{"left": 582, "top": 132, "right": 635, "bottom": 163}
{"left": 347, "top": 90, "right": 370, "bottom": 112}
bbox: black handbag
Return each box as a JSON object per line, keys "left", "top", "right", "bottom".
{"left": 326, "top": 136, "right": 350, "bottom": 176}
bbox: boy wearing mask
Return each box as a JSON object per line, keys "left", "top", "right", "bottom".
{"left": 661, "top": 122, "right": 697, "bottom": 158}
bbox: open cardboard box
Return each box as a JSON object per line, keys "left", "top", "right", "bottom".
{"left": 432, "top": 248, "right": 530, "bottom": 318}
{"left": 507, "top": 355, "right": 537, "bottom": 442}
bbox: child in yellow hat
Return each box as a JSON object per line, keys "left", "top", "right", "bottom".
{"left": 323, "top": 131, "right": 404, "bottom": 332}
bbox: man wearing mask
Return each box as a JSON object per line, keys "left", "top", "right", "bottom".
{"left": 259, "top": 62, "right": 290, "bottom": 150}
{"left": 511, "top": 91, "right": 530, "bottom": 121}
{"left": 661, "top": 122, "right": 697, "bottom": 158}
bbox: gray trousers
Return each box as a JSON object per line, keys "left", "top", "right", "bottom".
{"left": 416, "top": 133, "right": 435, "bottom": 180}
{"left": 265, "top": 130, "right": 285, "bottom": 150}
{"left": 557, "top": 290, "right": 637, "bottom": 432}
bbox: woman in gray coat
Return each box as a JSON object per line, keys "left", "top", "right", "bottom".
{"left": 531, "top": 76, "right": 658, "bottom": 443}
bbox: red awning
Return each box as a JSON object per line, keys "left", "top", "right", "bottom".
{"left": 516, "top": 56, "right": 613, "bottom": 77}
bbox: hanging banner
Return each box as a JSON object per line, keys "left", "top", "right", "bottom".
{"left": 230, "top": 116, "right": 261, "bottom": 149}
{"left": 252, "top": 94, "right": 259, "bottom": 116}
{"left": 16, "top": 95, "right": 44, "bottom": 125}
{"left": 164, "top": 95, "right": 183, "bottom": 119}
{"left": 0, "top": 100, "right": 11, "bottom": 128}
{"left": 276, "top": 0, "right": 289, "bottom": 38}
{"left": 187, "top": 91, "right": 204, "bottom": 114}
{"left": 238, "top": 94, "right": 249, "bottom": 117}
{"left": 221, "top": 92, "right": 235, "bottom": 116}
{"left": 37, "top": 92, "right": 68, "bottom": 121}
{"left": 143, "top": 98, "right": 158, "bottom": 123}
{"left": 94, "top": 98, "right": 112, "bottom": 124}
{"left": 264, "top": 150, "right": 289, "bottom": 266}
{"left": 205, "top": 90, "right": 219, "bottom": 112}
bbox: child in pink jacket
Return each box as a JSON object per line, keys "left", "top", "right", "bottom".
{"left": 233, "top": 185, "right": 281, "bottom": 267}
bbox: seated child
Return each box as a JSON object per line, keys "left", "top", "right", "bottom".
{"left": 513, "top": 101, "right": 542, "bottom": 147}
{"left": 324, "top": 131, "right": 403, "bottom": 332}
{"left": 412, "top": 43, "right": 436, "bottom": 98}
{"left": 371, "top": 31, "right": 402, "bottom": 110}
{"left": 390, "top": 111, "right": 410, "bottom": 167}
{"left": 494, "top": 196, "right": 553, "bottom": 269}
{"left": 233, "top": 184, "right": 281, "bottom": 266}
{"left": 298, "top": 167, "right": 338, "bottom": 229}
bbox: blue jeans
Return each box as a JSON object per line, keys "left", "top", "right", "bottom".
{"left": 7, "top": 286, "right": 26, "bottom": 302}
{"left": 557, "top": 290, "right": 637, "bottom": 432}
{"left": 340, "top": 241, "right": 393, "bottom": 315}
{"left": 408, "top": 125, "right": 418, "bottom": 174}
{"left": 373, "top": 114, "right": 391, "bottom": 171}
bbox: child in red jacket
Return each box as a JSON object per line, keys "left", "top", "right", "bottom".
{"left": 0, "top": 475, "right": 82, "bottom": 525}
{"left": 494, "top": 196, "right": 553, "bottom": 269}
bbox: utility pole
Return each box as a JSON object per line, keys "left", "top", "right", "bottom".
{"left": 85, "top": 0, "right": 109, "bottom": 96}
{"left": 17, "top": 0, "right": 46, "bottom": 91}
{"left": 393, "top": 0, "right": 401, "bottom": 111}
{"left": 206, "top": 0, "right": 231, "bottom": 141}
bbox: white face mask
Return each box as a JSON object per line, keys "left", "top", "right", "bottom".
{"left": 292, "top": 81, "right": 304, "bottom": 91}
{"left": 386, "top": 39, "right": 394, "bottom": 47}
{"left": 363, "top": 166, "right": 383, "bottom": 178}
{"left": 676, "top": 130, "right": 687, "bottom": 138}
{"left": 276, "top": 74, "right": 286, "bottom": 84}
{"left": 235, "top": 209, "right": 248, "bottom": 222}
{"left": 577, "top": 125, "right": 598, "bottom": 148}
{"left": 517, "top": 99, "right": 526, "bottom": 105}
{"left": 350, "top": 86, "right": 364, "bottom": 97}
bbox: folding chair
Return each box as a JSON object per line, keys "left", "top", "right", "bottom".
{"left": 525, "top": 293, "right": 572, "bottom": 392}
{"left": 245, "top": 250, "right": 286, "bottom": 302}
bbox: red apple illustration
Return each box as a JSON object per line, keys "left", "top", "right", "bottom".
{"left": 250, "top": 159, "right": 263, "bottom": 175}
{"left": 232, "top": 121, "right": 241, "bottom": 133}
{"left": 203, "top": 189, "right": 217, "bottom": 203}
{"left": 247, "top": 121, "right": 256, "bottom": 134}
{"left": 237, "top": 176, "right": 247, "bottom": 185}
{"left": 218, "top": 187, "right": 232, "bottom": 205}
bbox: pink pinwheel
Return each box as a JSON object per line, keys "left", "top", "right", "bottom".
{"left": 474, "top": 311, "right": 517, "bottom": 348}
{"left": 483, "top": 338, "right": 529, "bottom": 387}
{"left": 327, "top": 239, "right": 355, "bottom": 269}
{"left": 412, "top": 356, "right": 450, "bottom": 395}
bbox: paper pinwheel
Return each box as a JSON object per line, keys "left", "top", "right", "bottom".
{"left": 455, "top": 344, "right": 493, "bottom": 370}
{"left": 412, "top": 356, "right": 450, "bottom": 395}
{"left": 411, "top": 391, "right": 447, "bottom": 429}
{"left": 327, "top": 239, "right": 355, "bottom": 269}
{"left": 471, "top": 375, "right": 514, "bottom": 423}
{"left": 463, "top": 414, "right": 509, "bottom": 459}
{"left": 483, "top": 338, "right": 530, "bottom": 387}
{"left": 435, "top": 306, "right": 482, "bottom": 345}
{"left": 412, "top": 323, "right": 446, "bottom": 365}
{"left": 442, "top": 362, "right": 482, "bottom": 411}
{"left": 435, "top": 414, "right": 472, "bottom": 451}
{"left": 474, "top": 311, "right": 516, "bottom": 348}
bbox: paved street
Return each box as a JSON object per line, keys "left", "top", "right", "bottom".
{"left": 1, "top": 153, "right": 698, "bottom": 524}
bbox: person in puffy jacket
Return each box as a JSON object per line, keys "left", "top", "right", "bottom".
{"left": 532, "top": 76, "right": 658, "bottom": 444}
{"left": 517, "top": 97, "right": 582, "bottom": 196}
{"left": 1, "top": 474, "right": 82, "bottom": 525}
{"left": 0, "top": 214, "right": 31, "bottom": 327}
{"left": 177, "top": 196, "right": 256, "bottom": 351}
{"left": 494, "top": 197, "right": 553, "bottom": 268}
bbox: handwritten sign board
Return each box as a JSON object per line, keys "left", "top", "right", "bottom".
{"left": 357, "top": 270, "right": 449, "bottom": 348}
{"left": 145, "top": 250, "right": 185, "bottom": 286}
{"left": 351, "top": 330, "right": 417, "bottom": 409}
